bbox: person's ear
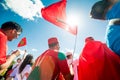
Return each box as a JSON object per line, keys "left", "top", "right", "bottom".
{"left": 6, "top": 29, "right": 13, "bottom": 34}
{"left": 11, "top": 29, "right": 16, "bottom": 34}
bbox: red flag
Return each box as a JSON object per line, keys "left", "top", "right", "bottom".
{"left": 41, "top": 0, "right": 77, "bottom": 35}
{"left": 17, "top": 37, "right": 27, "bottom": 47}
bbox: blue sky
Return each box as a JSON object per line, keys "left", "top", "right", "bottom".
{"left": 0, "top": 0, "right": 108, "bottom": 60}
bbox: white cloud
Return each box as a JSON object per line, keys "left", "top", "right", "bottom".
{"left": 3, "top": 0, "right": 44, "bottom": 20}
{"left": 0, "top": 3, "right": 9, "bottom": 10}
{"left": 31, "top": 48, "right": 38, "bottom": 52}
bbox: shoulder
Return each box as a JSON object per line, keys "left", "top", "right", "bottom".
{"left": 0, "top": 30, "right": 7, "bottom": 40}
{"left": 58, "top": 52, "right": 66, "bottom": 60}
{"left": 23, "top": 65, "right": 32, "bottom": 72}
{"left": 25, "top": 65, "right": 31, "bottom": 68}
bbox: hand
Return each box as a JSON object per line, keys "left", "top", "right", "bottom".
{"left": 12, "top": 50, "right": 20, "bottom": 57}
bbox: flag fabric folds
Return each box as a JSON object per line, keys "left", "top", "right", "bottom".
{"left": 41, "top": 0, "right": 77, "bottom": 35}
{"left": 78, "top": 41, "right": 120, "bottom": 80}
{"left": 17, "top": 37, "right": 27, "bottom": 47}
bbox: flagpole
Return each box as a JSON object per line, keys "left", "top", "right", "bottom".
{"left": 72, "top": 26, "right": 78, "bottom": 60}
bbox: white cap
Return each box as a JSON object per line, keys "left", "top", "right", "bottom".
{"left": 66, "top": 52, "right": 73, "bottom": 56}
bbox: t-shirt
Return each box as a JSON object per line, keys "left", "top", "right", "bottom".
{"left": 105, "top": 1, "right": 120, "bottom": 55}
{"left": 106, "top": 1, "right": 120, "bottom": 20}
{"left": 14, "top": 64, "right": 32, "bottom": 80}
{"left": 0, "top": 29, "right": 7, "bottom": 65}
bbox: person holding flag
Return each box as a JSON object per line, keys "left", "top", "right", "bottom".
{"left": 66, "top": 52, "right": 78, "bottom": 80}
{"left": 0, "top": 21, "right": 23, "bottom": 74}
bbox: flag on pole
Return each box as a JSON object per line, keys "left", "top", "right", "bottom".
{"left": 17, "top": 37, "right": 27, "bottom": 47}
{"left": 41, "top": 0, "right": 77, "bottom": 35}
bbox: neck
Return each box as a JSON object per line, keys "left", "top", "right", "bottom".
{"left": 49, "top": 48, "right": 59, "bottom": 52}
{"left": 54, "top": 49, "right": 59, "bottom": 52}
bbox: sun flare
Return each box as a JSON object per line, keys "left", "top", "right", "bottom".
{"left": 66, "top": 13, "right": 80, "bottom": 27}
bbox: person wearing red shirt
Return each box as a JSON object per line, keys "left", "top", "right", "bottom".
{"left": 31, "top": 37, "right": 73, "bottom": 80}
{"left": 0, "top": 21, "right": 22, "bottom": 74}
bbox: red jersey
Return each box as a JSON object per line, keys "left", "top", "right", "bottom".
{"left": 0, "top": 29, "right": 7, "bottom": 65}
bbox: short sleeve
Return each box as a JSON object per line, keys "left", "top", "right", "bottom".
{"left": 0, "top": 33, "right": 7, "bottom": 64}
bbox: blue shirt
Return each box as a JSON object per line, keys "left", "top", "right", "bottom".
{"left": 105, "top": 1, "right": 120, "bottom": 55}
{"left": 106, "top": 1, "right": 120, "bottom": 19}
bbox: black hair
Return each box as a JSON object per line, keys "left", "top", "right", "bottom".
{"left": 1, "top": 21, "right": 22, "bottom": 32}
{"left": 48, "top": 42, "right": 58, "bottom": 48}
{"left": 66, "top": 54, "right": 72, "bottom": 59}
{"left": 90, "top": 0, "right": 111, "bottom": 19}
{"left": 17, "top": 58, "right": 21, "bottom": 61}
{"left": 19, "top": 54, "right": 33, "bottom": 73}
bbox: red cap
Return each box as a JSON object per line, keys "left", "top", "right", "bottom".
{"left": 48, "top": 37, "right": 58, "bottom": 45}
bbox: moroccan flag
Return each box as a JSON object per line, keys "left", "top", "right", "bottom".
{"left": 41, "top": 0, "right": 77, "bottom": 35}
{"left": 17, "top": 37, "right": 27, "bottom": 47}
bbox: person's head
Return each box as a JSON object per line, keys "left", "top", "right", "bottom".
{"left": 106, "top": 0, "right": 118, "bottom": 4}
{"left": 66, "top": 52, "right": 73, "bottom": 60}
{"left": 66, "top": 52, "right": 73, "bottom": 65}
{"left": 1, "top": 21, "right": 22, "bottom": 41}
{"left": 48, "top": 37, "right": 60, "bottom": 51}
{"left": 19, "top": 54, "right": 33, "bottom": 73}
{"left": 17, "top": 58, "right": 21, "bottom": 63}
{"left": 85, "top": 36, "right": 94, "bottom": 43}
{"left": 23, "top": 54, "right": 33, "bottom": 65}
{"left": 90, "top": 0, "right": 112, "bottom": 20}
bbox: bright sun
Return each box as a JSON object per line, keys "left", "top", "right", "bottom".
{"left": 66, "top": 13, "right": 80, "bottom": 27}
